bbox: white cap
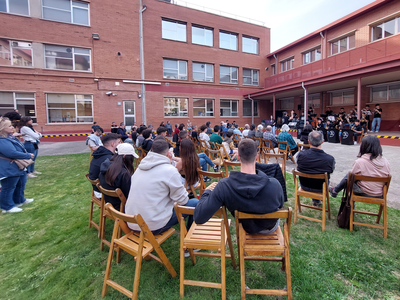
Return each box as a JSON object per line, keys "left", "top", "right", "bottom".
{"left": 116, "top": 143, "right": 139, "bottom": 158}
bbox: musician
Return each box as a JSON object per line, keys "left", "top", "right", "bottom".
{"left": 352, "top": 119, "right": 363, "bottom": 143}
{"left": 360, "top": 113, "right": 368, "bottom": 131}
{"left": 289, "top": 110, "right": 297, "bottom": 121}
{"left": 371, "top": 104, "right": 382, "bottom": 133}
{"left": 362, "top": 105, "right": 372, "bottom": 130}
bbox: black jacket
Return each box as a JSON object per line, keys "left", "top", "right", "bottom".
{"left": 142, "top": 139, "right": 153, "bottom": 151}
{"left": 89, "top": 146, "right": 114, "bottom": 192}
{"left": 117, "top": 127, "right": 128, "bottom": 141}
{"left": 98, "top": 158, "right": 131, "bottom": 211}
{"left": 194, "top": 170, "right": 284, "bottom": 234}
{"left": 255, "top": 163, "right": 287, "bottom": 202}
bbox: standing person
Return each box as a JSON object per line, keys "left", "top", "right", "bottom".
{"left": 282, "top": 112, "right": 289, "bottom": 126}
{"left": 371, "top": 104, "right": 382, "bottom": 133}
{"left": 86, "top": 127, "right": 103, "bottom": 151}
{"left": 165, "top": 121, "right": 173, "bottom": 136}
{"left": 110, "top": 122, "right": 118, "bottom": 133}
{"left": 91, "top": 122, "right": 100, "bottom": 133}
{"left": 0, "top": 117, "right": 34, "bottom": 213}
{"left": 131, "top": 126, "right": 138, "bottom": 144}
{"left": 141, "top": 129, "right": 154, "bottom": 152}
{"left": 136, "top": 126, "right": 146, "bottom": 148}
{"left": 20, "top": 116, "right": 42, "bottom": 178}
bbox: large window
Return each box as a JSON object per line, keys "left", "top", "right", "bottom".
{"left": 0, "top": 0, "right": 29, "bottom": 16}
{"left": 0, "top": 39, "right": 33, "bottom": 67}
{"left": 242, "top": 36, "right": 258, "bottom": 54}
{"left": 164, "top": 97, "right": 188, "bottom": 117}
{"left": 220, "top": 99, "right": 238, "bottom": 117}
{"left": 42, "top": 0, "right": 89, "bottom": 25}
{"left": 243, "top": 99, "right": 258, "bottom": 117}
{"left": 162, "top": 19, "right": 186, "bottom": 42}
{"left": 303, "top": 46, "right": 321, "bottom": 64}
{"left": 192, "top": 26, "right": 213, "bottom": 46}
{"left": 329, "top": 89, "right": 354, "bottom": 106}
{"left": 220, "top": 66, "right": 238, "bottom": 84}
{"left": 371, "top": 17, "right": 400, "bottom": 42}
{"left": 219, "top": 31, "right": 238, "bottom": 51}
{"left": 193, "top": 98, "right": 214, "bottom": 117}
{"left": 243, "top": 68, "right": 259, "bottom": 86}
{"left": 0, "top": 92, "right": 36, "bottom": 122}
{"left": 281, "top": 57, "right": 294, "bottom": 72}
{"left": 330, "top": 34, "right": 355, "bottom": 55}
{"left": 163, "top": 59, "right": 187, "bottom": 80}
{"left": 45, "top": 45, "right": 90, "bottom": 71}
{"left": 193, "top": 62, "right": 213, "bottom": 82}
{"left": 371, "top": 83, "right": 400, "bottom": 102}
{"left": 47, "top": 94, "right": 93, "bottom": 123}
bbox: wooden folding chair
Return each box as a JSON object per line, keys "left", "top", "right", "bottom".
{"left": 297, "top": 142, "right": 310, "bottom": 151}
{"left": 174, "top": 203, "right": 236, "bottom": 300}
{"left": 232, "top": 133, "right": 240, "bottom": 147}
{"left": 165, "top": 136, "right": 176, "bottom": 149}
{"left": 97, "top": 183, "right": 127, "bottom": 251}
{"left": 102, "top": 204, "right": 177, "bottom": 300}
{"left": 86, "top": 174, "right": 101, "bottom": 235}
{"left": 223, "top": 159, "right": 240, "bottom": 177}
{"left": 254, "top": 137, "right": 263, "bottom": 153}
{"left": 349, "top": 174, "right": 391, "bottom": 238}
{"left": 292, "top": 170, "right": 330, "bottom": 231}
{"left": 262, "top": 153, "right": 286, "bottom": 180}
{"left": 277, "top": 140, "right": 295, "bottom": 164}
{"left": 235, "top": 208, "right": 293, "bottom": 300}
{"left": 88, "top": 145, "right": 95, "bottom": 167}
{"left": 197, "top": 169, "right": 225, "bottom": 195}
{"left": 262, "top": 138, "right": 276, "bottom": 154}
{"left": 134, "top": 147, "right": 148, "bottom": 168}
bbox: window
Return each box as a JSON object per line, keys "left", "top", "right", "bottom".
{"left": 280, "top": 98, "right": 294, "bottom": 110}
{"left": 219, "top": 31, "right": 238, "bottom": 51}
{"left": 281, "top": 57, "right": 294, "bottom": 72}
{"left": 164, "top": 97, "right": 188, "bottom": 117}
{"left": 371, "top": 17, "right": 400, "bottom": 41}
{"left": 220, "top": 66, "right": 238, "bottom": 84}
{"left": 243, "top": 99, "right": 258, "bottom": 117}
{"left": 42, "top": 0, "right": 89, "bottom": 25}
{"left": 243, "top": 68, "right": 259, "bottom": 86}
{"left": 162, "top": 19, "right": 186, "bottom": 42}
{"left": 303, "top": 46, "right": 321, "bottom": 64}
{"left": 330, "top": 34, "right": 355, "bottom": 55}
{"left": 371, "top": 83, "right": 400, "bottom": 102}
{"left": 45, "top": 45, "right": 91, "bottom": 71}
{"left": 0, "top": 92, "right": 36, "bottom": 122}
{"left": 242, "top": 36, "right": 258, "bottom": 54}
{"left": 193, "top": 98, "right": 214, "bottom": 117}
{"left": 163, "top": 59, "right": 187, "bottom": 80}
{"left": 47, "top": 94, "right": 93, "bottom": 123}
{"left": 220, "top": 99, "right": 238, "bottom": 117}
{"left": 192, "top": 26, "right": 213, "bottom": 46}
{"left": 193, "top": 62, "right": 213, "bottom": 82}
{"left": 308, "top": 93, "right": 321, "bottom": 108}
{"left": 123, "top": 101, "right": 135, "bottom": 129}
{"left": 0, "top": 0, "right": 29, "bottom": 16}
{"left": 329, "top": 89, "right": 354, "bottom": 106}
{"left": 271, "top": 64, "right": 275, "bottom": 76}
{"left": 0, "top": 39, "right": 33, "bottom": 67}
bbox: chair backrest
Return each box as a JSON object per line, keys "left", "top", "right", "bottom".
{"left": 86, "top": 173, "right": 99, "bottom": 186}
{"left": 297, "top": 142, "right": 310, "bottom": 150}
{"left": 223, "top": 160, "right": 241, "bottom": 177}
{"left": 97, "top": 183, "right": 127, "bottom": 212}
{"left": 164, "top": 137, "right": 176, "bottom": 148}
{"left": 277, "top": 140, "right": 290, "bottom": 152}
{"left": 351, "top": 174, "right": 391, "bottom": 197}
{"left": 292, "top": 169, "right": 329, "bottom": 194}
{"left": 263, "top": 153, "right": 286, "bottom": 179}
{"left": 197, "top": 168, "right": 225, "bottom": 194}
{"left": 232, "top": 134, "right": 240, "bottom": 146}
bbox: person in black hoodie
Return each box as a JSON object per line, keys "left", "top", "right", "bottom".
{"left": 88, "top": 133, "right": 120, "bottom": 198}
{"left": 99, "top": 143, "right": 138, "bottom": 211}
{"left": 141, "top": 129, "right": 153, "bottom": 151}
{"left": 194, "top": 139, "right": 284, "bottom": 234}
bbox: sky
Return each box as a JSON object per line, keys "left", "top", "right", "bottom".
{"left": 175, "top": 0, "right": 376, "bottom": 51}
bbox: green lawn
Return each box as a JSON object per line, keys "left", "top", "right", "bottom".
{"left": 1, "top": 153, "right": 399, "bottom": 299}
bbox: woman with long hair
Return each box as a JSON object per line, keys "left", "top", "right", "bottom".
{"left": 175, "top": 139, "right": 201, "bottom": 188}
{"left": 99, "top": 143, "right": 138, "bottom": 211}
{"left": 0, "top": 117, "right": 34, "bottom": 213}
{"left": 20, "top": 116, "right": 42, "bottom": 178}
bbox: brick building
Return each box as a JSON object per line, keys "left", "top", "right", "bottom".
{"left": 0, "top": 0, "right": 269, "bottom": 133}
{"left": 250, "top": 0, "right": 400, "bottom": 131}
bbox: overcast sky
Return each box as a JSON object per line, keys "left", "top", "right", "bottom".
{"left": 175, "top": 0, "right": 376, "bottom": 51}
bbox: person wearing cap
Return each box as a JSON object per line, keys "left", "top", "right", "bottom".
{"left": 99, "top": 143, "right": 138, "bottom": 211}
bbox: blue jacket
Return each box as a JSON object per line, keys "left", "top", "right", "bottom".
{"left": 0, "top": 136, "right": 31, "bottom": 178}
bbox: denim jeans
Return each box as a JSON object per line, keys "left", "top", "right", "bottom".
{"left": 152, "top": 198, "right": 199, "bottom": 235}
{"left": 371, "top": 118, "right": 381, "bottom": 132}
{"left": 24, "top": 142, "right": 38, "bottom": 173}
{"left": 198, "top": 153, "right": 215, "bottom": 171}
{"left": 0, "top": 173, "right": 27, "bottom": 211}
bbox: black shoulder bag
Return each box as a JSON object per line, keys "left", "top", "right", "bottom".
{"left": 337, "top": 174, "right": 354, "bottom": 229}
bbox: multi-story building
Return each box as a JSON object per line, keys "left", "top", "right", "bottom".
{"left": 0, "top": 0, "right": 270, "bottom": 134}
{"left": 250, "top": 0, "right": 400, "bottom": 131}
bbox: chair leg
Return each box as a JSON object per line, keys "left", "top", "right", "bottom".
{"left": 376, "top": 204, "right": 383, "bottom": 224}
{"left": 294, "top": 195, "right": 298, "bottom": 224}
{"left": 322, "top": 196, "right": 326, "bottom": 232}
{"left": 350, "top": 199, "right": 354, "bottom": 232}
{"left": 285, "top": 246, "right": 293, "bottom": 300}
{"left": 152, "top": 244, "right": 177, "bottom": 277}
{"left": 89, "top": 200, "right": 94, "bottom": 228}
{"left": 239, "top": 228, "right": 246, "bottom": 300}
{"left": 132, "top": 247, "right": 144, "bottom": 300}
{"left": 221, "top": 239, "right": 226, "bottom": 300}
{"left": 226, "top": 228, "right": 237, "bottom": 269}
{"left": 383, "top": 203, "right": 387, "bottom": 239}
{"left": 101, "top": 240, "right": 115, "bottom": 298}
{"left": 116, "top": 227, "right": 122, "bottom": 263}
{"left": 327, "top": 194, "right": 331, "bottom": 220}
{"left": 100, "top": 215, "right": 107, "bottom": 251}
{"left": 180, "top": 246, "right": 185, "bottom": 298}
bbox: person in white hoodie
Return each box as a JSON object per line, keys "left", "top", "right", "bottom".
{"left": 329, "top": 135, "right": 390, "bottom": 198}
{"left": 20, "top": 116, "right": 42, "bottom": 178}
{"left": 125, "top": 137, "right": 198, "bottom": 235}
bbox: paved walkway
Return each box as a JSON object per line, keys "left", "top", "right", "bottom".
{"left": 38, "top": 139, "right": 399, "bottom": 210}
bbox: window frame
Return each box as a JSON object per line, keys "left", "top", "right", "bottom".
{"left": 370, "top": 82, "right": 400, "bottom": 103}
{"left": 219, "top": 31, "right": 238, "bottom": 51}
{"left": 271, "top": 64, "right": 276, "bottom": 76}
{"left": 162, "top": 19, "right": 187, "bottom": 42}
{"left": 0, "top": 91, "right": 37, "bottom": 122}
{"left": 242, "top": 68, "right": 259, "bottom": 86}
{"left": 242, "top": 36, "right": 259, "bottom": 54}
{"left": 280, "top": 57, "right": 294, "bottom": 72}
{"left": 371, "top": 16, "right": 400, "bottom": 42}
{"left": 243, "top": 99, "right": 259, "bottom": 117}
{"left": 191, "top": 25, "right": 213, "bottom": 47}
{"left": 330, "top": 33, "right": 355, "bottom": 55}
{"left": 220, "top": 65, "right": 238, "bottom": 84}
{"left": 163, "top": 97, "right": 188, "bottom": 117}
{"left": 0, "top": 0, "right": 30, "bottom": 16}
{"left": 0, "top": 38, "right": 33, "bottom": 67}
{"left": 42, "top": 0, "right": 90, "bottom": 26}
{"left": 192, "top": 62, "right": 214, "bottom": 82}
{"left": 163, "top": 58, "right": 188, "bottom": 80}
{"left": 193, "top": 98, "right": 214, "bottom": 117}
{"left": 220, "top": 99, "right": 238, "bottom": 117}
{"left": 328, "top": 89, "right": 355, "bottom": 106}
{"left": 44, "top": 44, "right": 91, "bottom": 72}
{"left": 302, "top": 46, "right": 321, "bottom": 65}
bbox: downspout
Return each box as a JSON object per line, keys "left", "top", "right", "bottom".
{"left": 248, "top": 94, "right": 254, "bottom": 125}
{"left": 139, "top": 1, "right": 147, "bottom": 124}
{"left": 273, "top": 54, "right": 277, "bottom": 74}
{"left": 320, "top": 31, "right": 325, "bottom": 59}
{"left": 301, "top": 82, "right": 307, "bottom": 127}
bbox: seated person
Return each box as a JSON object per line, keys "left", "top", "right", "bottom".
{"left": 194, "top": 139, "right": 284, "bottom": 235}
{"left": 263, "top": 125, "right": 278, "bottom": 148}
{"left": 131, "top": 126, "right": 138, "bottom": 143}
{"left": 99, "top": 143, "right": 138, "bottom": 211}
{"left": 125, "top": 137, "right": 198, "bottom": 235}
{"left": 242, "top": 124, "right": 250, "bottom": 137}
{"left": 299, "top": 124, "right": 313, "bottom": 145}
{"left": 352, "top": 119, "right": 363, "bottom": 143}
{"left": 210, "top": 125, "right": 223, "bottom": 146}
{"left": 174, "top": 139, "right": 200, "bottom": 189}
{"left": 116, "top": 122, "right": 133, "bottom": 143}
{"left": 277, "top": 124, "right": 298, "bottom": 156}
{"left": 174, "top": 130, "right": 189, "bottom": 157}
{"left": 191, "top": 125, "right": 198, "bottom": 140}
{"left": 199, "top": 124, "right": 210, "bottom": 148}
{"left": 135, "top": 126, "right": 146, "bottom": 148}
{"left": 141, "top": 129, "right": 153, "bottom": 151}
{"left": 222, "top": 130, "right": 238, "bottom": 161}
{"left": 86, "top": 127, "right": 103, "bottom": 151}
{"left": 330, "top": 136, "right": 390, "bottom": 198}
{"left": 247, "top": 124, "right": 256, "bottom": 138}
{"left": 110, "top": 122, "right": 118, "bottom": 133}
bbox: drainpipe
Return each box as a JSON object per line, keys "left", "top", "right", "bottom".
{"left": 273, "top": 54, "right": 277, "bottom": 73}
{"left": 248, "top": 94, "right": 254, "bottom": 125}
{"left": 139, "top": 1, "right": 147, "bottom": 124}
{"left": 301, "top": 82, "right": 307, "bottom": 127}
{"left": 320, "top": 31, "right": 325, "bottom": 59}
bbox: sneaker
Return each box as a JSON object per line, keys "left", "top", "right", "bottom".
{"left": 184, "top": 248, "right": 201, "bottom": 258}
{"left": 213, "top": 165, "right": 219, "bottom": 172}
{"left": 32, "top": 171, "right": 42, "bottom": 175}
{"left": 203, "top": 176, "right": 211, "bottom": 183}
{"left": 329, "top": 187, "right": 338, "bottom": 198}
{"left": 354, "top": 141, "right": 358, "bottom": 145}
{"left": 2, "top": 207, "right": 23, "bottom": 213}
{"left": 27, "top": 173, "right": 37, "bottom": 178}
{"left": 16, "top": 198, "right": 34, "bottom": 207}
{"left": 312, "top": 200, "right": 321, "bottom": 208}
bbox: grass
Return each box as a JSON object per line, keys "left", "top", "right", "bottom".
{"left": 0, "top": 153, "right": 399, "bottom": 300}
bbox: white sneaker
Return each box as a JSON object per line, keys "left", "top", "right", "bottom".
{"left": 32, "top": 171, "right": 42, "bottom": 175}
{"left": 2, "top": 207, "right": 23, "bottom": 213}
{"left": 17, "top": 198, "right": 34, "bottom": 207}
{"left": 27, "top": 173, "right": 37, "bottom": 178}
{"left": 354, "top": 141, "right": 357, "bottom": 145}
{"left": 184, "top": 248, "right": 201, "bottom": 258}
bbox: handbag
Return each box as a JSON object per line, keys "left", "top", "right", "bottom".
{"left": 337, "top": 174, "right": 354, "bottom": 229}
{"left": 0, "top": 156, "right": 34, "bottom": 170}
